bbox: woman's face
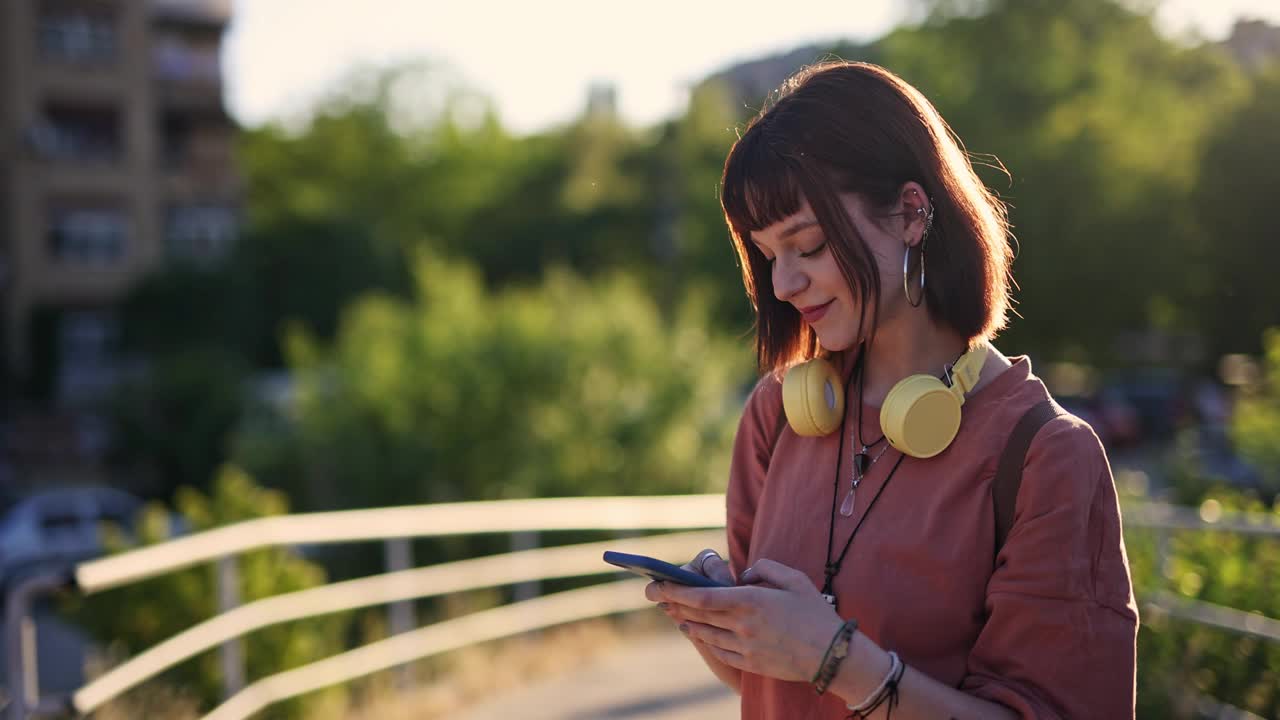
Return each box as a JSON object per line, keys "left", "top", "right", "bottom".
{"left": 751, "top": 193, "right": 906, "bottom": 352}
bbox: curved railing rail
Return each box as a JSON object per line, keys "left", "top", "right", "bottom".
{"left": 3, "top": 495, "right": 1277, "bottom": 720}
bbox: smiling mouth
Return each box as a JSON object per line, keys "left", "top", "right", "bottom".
{"left": 798, "top": 300, "right": 834, "bottom": 323}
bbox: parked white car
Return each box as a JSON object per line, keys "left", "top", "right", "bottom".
{"left": 0, "top": 487, "right": 142, "bottom": 585}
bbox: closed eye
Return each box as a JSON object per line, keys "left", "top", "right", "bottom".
{"left": 799, "top": 241, "right": 827, "bottom": 258}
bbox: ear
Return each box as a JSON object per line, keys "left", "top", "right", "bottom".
{"left": 897, "top": 181, "right": 932, "bottom": 248}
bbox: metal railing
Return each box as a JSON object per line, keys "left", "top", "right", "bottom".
{"left": 4, "top": 495, "right": 726, "bottom": 720}
{"left": 3, "top": 495, "right": 1278, "bottom": 719}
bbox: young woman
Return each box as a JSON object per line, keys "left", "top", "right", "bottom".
{"left": 644, "top": 62, "right": 1137, "bottom": 719}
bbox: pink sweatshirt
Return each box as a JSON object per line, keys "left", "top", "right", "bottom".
{"left": 726, "top": 355, "right": 1138, "bottom": 719}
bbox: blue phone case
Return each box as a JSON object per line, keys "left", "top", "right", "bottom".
{"left": 602, "top": 550, "right": 728, "bottom": 588}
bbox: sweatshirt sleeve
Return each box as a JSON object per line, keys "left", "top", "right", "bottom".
{"left": 726, "top": 373, "right": 784, "bottom": 580}
{"left": 961, "top": 414, "right": 1139, "bottom": 719}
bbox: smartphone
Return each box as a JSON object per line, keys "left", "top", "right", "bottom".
{"left": 602, "top": 550, "right": 729, "bottom": 588}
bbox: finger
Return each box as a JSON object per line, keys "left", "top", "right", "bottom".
{"left": 644, "top": 581, "right": 664, "bottom": 603}
{"left": 685, "top": 548, "right": 720, "bottom": 577}
{"left": 671, "top": 604, "right": 739, "bottom": 631}
{"left": 659, "top": 583, "right": 744, "bottom": 611}
{"left": 679, "top": 620, "right": 742, "bottom": 654}
{"left": 692, "top": 635, "right": 746, "bottom": 670}
{"left": 739, "top": 558, "right": 814, "bottom": 593}
{"left": 700, "top": 553, "right": 736, "bottom": 586}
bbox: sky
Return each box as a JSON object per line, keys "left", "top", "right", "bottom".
{"left": 223, "top": 0, "right": 1280, "bottom": 135}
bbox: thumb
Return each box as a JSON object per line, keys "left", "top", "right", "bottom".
{"left": 739, "top": 559, "right": 812, "bottom": 592}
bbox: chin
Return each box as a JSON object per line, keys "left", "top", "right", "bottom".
{"left": 815, "top": 331, "right": 858, "bottom": 353}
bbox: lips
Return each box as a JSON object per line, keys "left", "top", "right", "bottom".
{"left": 797, "top": 300, "right": 834, "bottom": 324}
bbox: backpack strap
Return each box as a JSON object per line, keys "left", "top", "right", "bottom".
{"left": 992, "top": 399, "right": 1065, "bottom": 561}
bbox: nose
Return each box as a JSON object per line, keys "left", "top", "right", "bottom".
{"left": 772, "top": 257, "right": 808, "bottom": 303}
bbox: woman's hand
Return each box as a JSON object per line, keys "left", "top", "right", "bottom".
{"left": 643, "top": 548, "right": 744, "bottom": 691}
{"left": 645, "top": 558, "right": 844, "bottom": 683}
{"left": 642, "top": 549, "right": 735, "bottom": 630}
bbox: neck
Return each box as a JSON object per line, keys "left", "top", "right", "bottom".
{"left": 856, "top": 317, "right": 972, "bottom": 408}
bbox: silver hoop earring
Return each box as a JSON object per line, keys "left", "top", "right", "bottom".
{"left": 903, "top": 244, "right": 925, "bottom": 308}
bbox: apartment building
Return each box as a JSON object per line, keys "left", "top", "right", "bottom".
{"left": 0, "top": 0, "right": 239, "bottom": 409}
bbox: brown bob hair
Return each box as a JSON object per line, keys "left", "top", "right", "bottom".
{"left": 721, "top": 61, "right": 1013, "bottom": 374}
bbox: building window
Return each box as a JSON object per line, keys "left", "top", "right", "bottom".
{"left": 59, "top": 310, "right": 117, "bottom": 365}
{"left": 47, "top": 206, "right": 130, "bottom": 266}
{"left": 26, "top": 105, "right": 122, "bottom": 164}
{"left": 167, "top": 204, "right": 237, "bottom": 264}
{"left": 152, "top": 30, "right": 222, "bottom": 83}
{"left": 57, "top": 309, "right": 121, "bottom": 406}
{"left": 38, "top": 9, "right": 118, "bottom": 64}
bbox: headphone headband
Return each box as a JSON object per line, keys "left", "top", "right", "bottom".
{"left": 947, "top": 344, "right": 987, "bottom": 399}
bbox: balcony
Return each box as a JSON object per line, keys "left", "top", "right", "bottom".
{"left": 25, "top": 105, "right": 123, "bottom": 166}
{"left": 149, "top": 0, "right": 231, "bottom": 27}
{"left": 161, "top": 111, "right": 240, "bottom": 195}
{"left": 152, "top": 31, "right": 224, "bottom": 110}
{"left": 152, "top": 33, "right": 220, "bottom": 81}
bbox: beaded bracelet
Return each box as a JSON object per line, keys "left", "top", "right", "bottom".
{"left": 811, "top": 619, "right": 858, "bottom": 695}
{"left": 847, "top": 650, "right": 906, "bottom": 718}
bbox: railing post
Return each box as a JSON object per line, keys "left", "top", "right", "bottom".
{"left": 217, "top": 556, "right": 245, "bottom": 698}
{"left": 1156, "top": 527, "right": 1171, "bottom": 586}
{"left": 19, "top": 615, "right": 37, "bottom": 710}
{"left": 4, "top": 571, "right": 71, "bottom": 720}
{"left": 512, "top": 531, "right": 541, "bottom": 601}
{"left": 383, "top": 538, "right": 415, "bottom": 688}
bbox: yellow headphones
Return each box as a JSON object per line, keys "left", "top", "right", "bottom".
{"left": 781, "top": 345, "right": 987, "bottom": 458}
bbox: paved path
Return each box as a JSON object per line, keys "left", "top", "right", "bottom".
{"left": 455, "top": 633, "right": 739, "bottom": 720}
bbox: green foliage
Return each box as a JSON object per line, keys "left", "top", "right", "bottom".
{"left": 1128, "top": 329, "right": 1280, "bottom": 717}
{"left": 201, "top": 4, "right": 1276, "bottom": 370}
{"left": 882, "top": 0, "right": 1251, "bottom": 362}
{"left": 232, "top": 255, "right": 751, "bottom": 510}
{"left": 1127, "top": 490, "right": 1280, "bottom": 718}
{"left": 656, "top": 81, "right": 757, "bottom": 328}
{"left": 106, "top": 347, "right": 248, "bottom": 499}
{"left": 1232, "top": 329, "right": 1280, "bottom": 497}
{"left": 240, "top": 63, "right": 515, "bottom": 250}
{"left": 1191, "top": 71, "right": 1280, "bottom": 357}
{"left": 69, "top": 466, "right": 348, "bottom": 719}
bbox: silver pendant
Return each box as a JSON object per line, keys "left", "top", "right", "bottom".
{"left": 821, "top": 593, "right": 837, "bottom": 607}
{"left": 839, "top": 487, "right": 856, "bottom": 517}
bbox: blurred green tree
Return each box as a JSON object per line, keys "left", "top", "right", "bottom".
{"left": 240, "top": 63, "right": 516, "bottom": 257}
{"left": 882, "top": 0, "right": 1250, "bottom": 363}
{"left": 1125, "top": 327, "right": 1280, "bottom": 717}
{"left": 231, "top": 254, "right": 750, "bottom": 511}
{"left": 1126, "top": 488, "right": 1280, "bottom": 718}
{"left": 106, "top": 347, "right": 246, "bottom": 499}
{"left": 1232, "top": 328, "right": 1280, "bottom": 498}
{"left": 1188, "top": 69, "right": 1280, "bottom": 359}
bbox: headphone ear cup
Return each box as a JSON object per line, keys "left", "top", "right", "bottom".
{"left": 782, "top": 359, "right": 844, "bottom": 437}
{"left": 879, "top": 375, "right": 963, "bottom": 458}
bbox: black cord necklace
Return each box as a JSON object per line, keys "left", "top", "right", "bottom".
{"left": 820, "top": 348, "right": 907, "bottom": 609}
{"left": 840, "top": 356, "right": 890, "bottom": 516}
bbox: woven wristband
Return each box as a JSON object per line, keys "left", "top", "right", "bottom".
{"left": 812, "top": 619, "right": 858, "bottom": 695}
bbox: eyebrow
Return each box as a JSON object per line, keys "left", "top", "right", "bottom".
{"left": 752, "top": 218, "right": 820, "bottom": 251}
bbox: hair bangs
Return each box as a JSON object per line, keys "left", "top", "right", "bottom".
{"left": 721, "top": 127, "right": 805, "bottom": 240}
